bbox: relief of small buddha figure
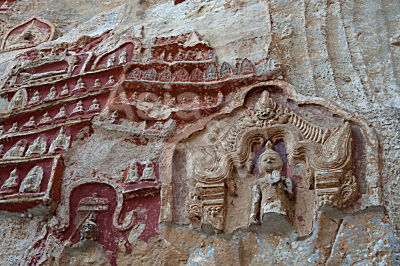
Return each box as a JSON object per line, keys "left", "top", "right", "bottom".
{"left": 72, "top": 78, "right": 86, "bottom": 93}
{"left": 19, "top": 166, "right": 43, "bottom": 193}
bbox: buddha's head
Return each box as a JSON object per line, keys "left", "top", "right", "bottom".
{"left": 258, "top": 141, "right": 283, "bottom": 173}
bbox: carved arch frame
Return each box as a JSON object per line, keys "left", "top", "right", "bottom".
{"left": 159, "top": 80, "right": 382, "bottom": 231}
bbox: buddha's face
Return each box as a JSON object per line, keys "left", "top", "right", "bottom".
{"left": 258, "top": 149, "right": 283, "bottom": 173}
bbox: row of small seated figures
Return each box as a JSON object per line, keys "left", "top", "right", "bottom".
{"left": 151, "top": 48, "right": 214, "bottom": 63}
{"left": 0, "top": 127, "right": 70, "bottom": 160}
{"left": 8, "top": 75, "right": 115, "bottom": 112}
{"left": 125, "top": 160, "right": 156, "bottom": 183}
{"left": 120, "top": 91, "right": 222, "bottom": 107}
{"left": 1, "top": 165, "right": 45, "bottom": 193}
{"left": 103, "top": 47, "right": 214, "bottom": 69}
{"left": 128, "top": 60, "right": 254, "bottom": 82}
{"left": 3, "top": 98, "right": 100, "bottom": 135}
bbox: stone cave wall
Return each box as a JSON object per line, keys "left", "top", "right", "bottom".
{"left": 0, "top": 0, "right": 399, "bottom": 265}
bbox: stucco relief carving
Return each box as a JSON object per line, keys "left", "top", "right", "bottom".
{"left": 248, "top": 141, "right": 294, "bottom": 230}
{"left": 0, "top": 25, "right": 384, "bottom": 263}
{"left": 19, "top": 165, "right": 43, "bottom": 193}
{"left": 1, "top": 17, "right": 55, "bottom": 52}
{"left": 163, "top": 81, "right": 380, "bottom": 237}
{"left": 184, "top": 90, "right": 356, "bottom": 234}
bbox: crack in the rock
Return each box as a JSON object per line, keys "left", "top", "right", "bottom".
{"left": 325, "top": 219, "right": 343, "bottom": 264}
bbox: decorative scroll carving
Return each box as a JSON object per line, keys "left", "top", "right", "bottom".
{"left": 1, "top": 17, "right": 55, "bottom": 51}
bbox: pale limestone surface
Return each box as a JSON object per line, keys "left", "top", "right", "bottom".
{"left": 0, "top": 0, "right": 399, "bottom": 264}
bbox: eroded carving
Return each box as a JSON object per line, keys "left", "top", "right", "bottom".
{"left": 49, "top": 128, "right": 70, "bottom": 153}
{"left": 249, "top": 141, "right": 293, "bottom": 231}
{"left": 19, "top": 166, "right": 43, "bottom": 193}
{"left": 0, "top": 0, "right": 14, "bottom": 11}
{"left": 1, "top": 17, "right": 55, "bottom": 51}
{"left": 141, "top": 160, "right": 156, "bottom": 181}
{"left": 39, "top": 112, "right": 52, "bottom": 125}
{"left": 4, "top": 140, "right": 26, "bottom": 158}
{"left": 26, "top": 136, "right": 47, "bottom": 157}
{"left": 80, "top": 213, "right": 99, "bottom": 241}
{"left": 8, "top": 88, "right": 27, "bottom": 112}
{"left": 126, "top": 160, "right": 139, "bottom": 183}
{"left": 1, "top": 169, "right": 18, "bottom": 189}
{"left": 183, "top": 89, "right": 358, "bottom": 235}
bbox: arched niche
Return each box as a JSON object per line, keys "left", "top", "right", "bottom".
{"left": 160, "top": 80, "right": 381, "bottom": 237}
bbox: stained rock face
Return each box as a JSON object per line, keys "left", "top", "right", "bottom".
{"left": 0, "top": 0, "right": 399, "bottom": 265}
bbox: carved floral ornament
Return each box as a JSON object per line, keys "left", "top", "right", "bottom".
{"left": 160, "top": 80, "right": 381, "bottom": 237}
{"left": 1, "top": 17, "right": 55, "bottom": 52}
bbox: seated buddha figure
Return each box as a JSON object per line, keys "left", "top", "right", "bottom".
{"left": 71, "top": 100, "right": 84, "bottom": 115}
{"left": 141, "top": 160, "right": 156, "bottom": 180}
{"left": 3, "top": 140, "right": 26, "bottom": 159}
{"left": 29, "top": 91, "right": 41, "bottom": 105}
{"left": 72, "top": 78, "right": 86, "bottom": 93}
{"left": 88, "top": 99, "right": 100, "bottom": 112}
{"left": 19, "top": 166, "right": 43, "bottom": 193}
{"left": 44, "top": 86, "right": 57, "bottom": 101}
{"left": 49, "top": 128, "right": 70, "bottom": 153}
{"left": 8, "top": 89, "right": 27, "bottom": 112}
{"left": 25, "top": 136, "right": 47, "bottom": 157}
{"left": 1, "top": 169, "right": 19, "bottom": 190}
{"left": 249, "top": 141, "right": 294, "bottom": 231}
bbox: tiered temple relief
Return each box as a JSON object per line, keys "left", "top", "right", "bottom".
{"left": 162, "top": 81, "right": 381, "bottom": 236}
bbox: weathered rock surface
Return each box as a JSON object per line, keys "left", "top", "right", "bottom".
{"left": 0, "top": 0, "right": 399, "bottom": 265}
